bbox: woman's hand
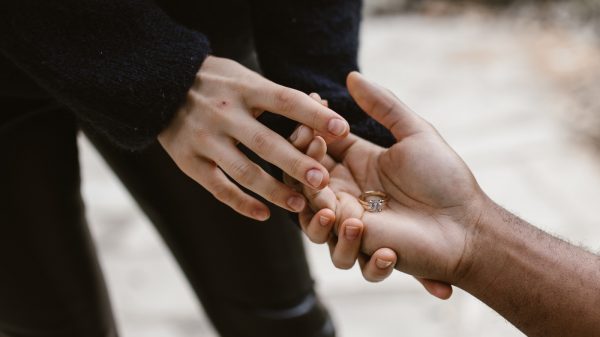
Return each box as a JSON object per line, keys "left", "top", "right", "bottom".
{"left": 158, "top": 56, "right": 350, "bottom": 221}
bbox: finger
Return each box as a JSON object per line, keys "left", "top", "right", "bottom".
{"left": 299, "top": 207, "right": 314, "bottom": 232}
{"left": 346, "top": 71, "right": 429, "bottom": 140}
{"left": 414, "top": 277, "right": 453, "bottom": 300}
{"left": 288, "top": 128, "right": 336, "bottom": 213}
{"left": 284, "top": 124, "right": 315, "bottom": 192}
{"left": 331, "top": 218, "right": 364, "bottom": 269}
{"left": 204, "top": 140, "right": 307, "bottom": 213}
{"left": 325, "top": 132, "right": 362, "bottom": 162}
{"left": 306, "top": 136, "right": 327, "bottom": 163}
{"left": 309, "top": 92, "right": 322, "bottom": 102}
{"left": 248, "top": 83, "right": 350, "bottom": 139}
{"left": 234, "top": 119, "right": 330, "bottom": 190}
{"left": 291, "top": 126, "right": 336, "bottom": 170}
{"left": 327, "top": 234, "right": 338, "bottom": 257}
{"left": 320, "top": 154, "right": 337, "bottom": 172}
{"left": 187, "top": 156, "right": 270, "bottom": 221}
{"left": 288, "top": 124, "right": 314, "bottom": 153}
{"left": 358, "top": 248, "right": 397, "bottom": 283}
{"left": 304, "top": 208, "right": 336, "bottom": 244}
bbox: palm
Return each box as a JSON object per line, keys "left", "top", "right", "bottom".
{"left": 326, "top": 129, "right": 481, "bottom": 282}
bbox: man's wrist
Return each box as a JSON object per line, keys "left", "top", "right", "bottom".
{"left": 452, "top": 196, "right": 507, "bottom": 289}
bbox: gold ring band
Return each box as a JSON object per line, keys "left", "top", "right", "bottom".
{"left": 358, "top": 191, "right": 388, "bottom": 212}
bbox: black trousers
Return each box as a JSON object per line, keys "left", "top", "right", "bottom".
{"left": 0, "top": 96, "right": 334, "bottom": 336}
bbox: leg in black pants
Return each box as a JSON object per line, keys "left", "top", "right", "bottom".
{"left": 0, "top": 98, "right": 334, "bottom": 336}
{"left": 84, "top": 122, "right": 335, "bottom": 337}
{"left": 0, "top": 100, "right": 117, "bottom": 337}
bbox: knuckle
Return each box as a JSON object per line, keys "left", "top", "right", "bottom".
{"left": 230, "top": 160, "right": 250, "bottom": 183}
{"left": 193, "top": 128, "right": 213, "bottom": 142}
{"left": 264, "top": 184, "right": 283, "bottom": 203}
{"left": 275, "top": 87, "right": 300, "bottom": 113}
{"left": 289, "top": 155, "right": 306, "bottom": 178}
{"left": 250, "top": 130, "right": 271, "bottom": 153}
{"left": 210, "top": 183, "right": 232, "bottom": 202}
{"left": 229, "top": 160, "right": 255, "bottom": 184}
{"left": 233, "top": 193, "right": 249, "bottom": 212}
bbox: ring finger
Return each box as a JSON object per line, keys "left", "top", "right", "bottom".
{"left": 232, "top": 117, "right": 330, "bottom": 190}
{"left": 201, "top": 137, "right": 307, "bottom": 213}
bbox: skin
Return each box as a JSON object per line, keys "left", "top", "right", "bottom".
{"left": 296, "top": 72, "right": 600, "bottom": 336}
{"left": 286, "top": 119, "right": 397, "bottom": 282}
{"left": 158, "top": 55, "right": 350, "bottom": 221}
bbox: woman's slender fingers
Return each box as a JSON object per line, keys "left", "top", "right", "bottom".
{"left": 331, "top": 218, "right": 364, "bottom": 269}
{"left": 247, "top": 83, "right": 350, "bottom": 140}
{"left": 185, "top": 156, "right": 270, "bottom": 221}
{"left": 233, "top": 117, "right": 330, "bottom": 190}
{"left": 414, "top": 277, "right": 453, "bottom": 300}
{"left": 303, "top": 208, "right": 335, "bottom": 244}
{"left": 202, "top": 140, "right": 307, "bottom": 213}
{"left": 302, "top": 136, "right": 336, "bottom": 211}
{"left": 358, "top": 248, "right": 397, "bottom": 283}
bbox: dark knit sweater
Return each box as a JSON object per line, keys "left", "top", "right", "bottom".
{"left": 0, "top": 0, "right": 394, "bottom": 150}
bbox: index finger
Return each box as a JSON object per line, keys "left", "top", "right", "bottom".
{"left": 245, "top": 82, "right": 350, "bottom": 139}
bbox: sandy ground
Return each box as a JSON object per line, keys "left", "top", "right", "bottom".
{"left": 79, "top": 12, "right": 600, "bottom": 337}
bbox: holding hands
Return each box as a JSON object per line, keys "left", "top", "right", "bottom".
{"left": 289, "top": 72, "right": 490, "bottom": 299}
{"left": 159, "top": 56, "right": 350, "bottom": 221}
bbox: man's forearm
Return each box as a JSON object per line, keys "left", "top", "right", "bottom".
{"left": 458, "top": 200, "right": 600, "bottom": 336}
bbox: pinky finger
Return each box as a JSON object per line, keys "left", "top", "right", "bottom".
{"left": 191, "top": 157, "right": 270, "bottom": 221}
{"left": 304, "top": 208, "right": 335, "bottom": 244}
{"left": 358, "top": 248, "right": 397, "bottom": 282}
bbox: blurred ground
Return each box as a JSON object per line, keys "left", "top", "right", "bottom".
{"left": 80, "top": 9, "right": 600, "bottom": 337}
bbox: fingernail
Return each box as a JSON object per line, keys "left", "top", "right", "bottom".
{"left": 253, "top": 209, "right": 269, "bottom": 221}
{"left": 319, "top": 216, "right": 330, "bottom": 226}
{"left": 376, "top": 258, "right": 394, "bottom": 269}
{"left": 306, "top": 169, "right": 324, "bottom": 188}
{"left": 289, "top": 125, "right": 302, "bottom": 142}
{"left": 287, "top": 195, "right": 306, "bottom": 212}
{"left": 344, "top": 225, "right": 361, "bottom": 240}
{"left": 328, "top": 119, "right": 348, "bottom": 136}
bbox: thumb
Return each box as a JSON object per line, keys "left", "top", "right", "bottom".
{"left": 346, "top": 71, "right": 429, "bottom": 141}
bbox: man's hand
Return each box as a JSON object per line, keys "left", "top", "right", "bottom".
{"left": 293, "top": 73, "right": 600, "bottom": 336}
{"left": 297, "top": 72, "right": 489, "bottom": 297}
{"left": 158, "top": 56, "right": 350, "bottom": 221}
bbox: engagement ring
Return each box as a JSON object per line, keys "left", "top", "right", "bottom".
{"left": 358, "top": 191, "right": 388, "bottom": 212}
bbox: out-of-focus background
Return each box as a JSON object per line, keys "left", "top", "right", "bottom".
{"left": 80, "top": 1, "right": 600, "bottom": 336}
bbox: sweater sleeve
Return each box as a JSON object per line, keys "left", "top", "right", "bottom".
{"left": 250, "top": 0, "right": 395, "bottom": 148}
{"left": 0, "top": 0, "right": 210, "bottom": 150}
